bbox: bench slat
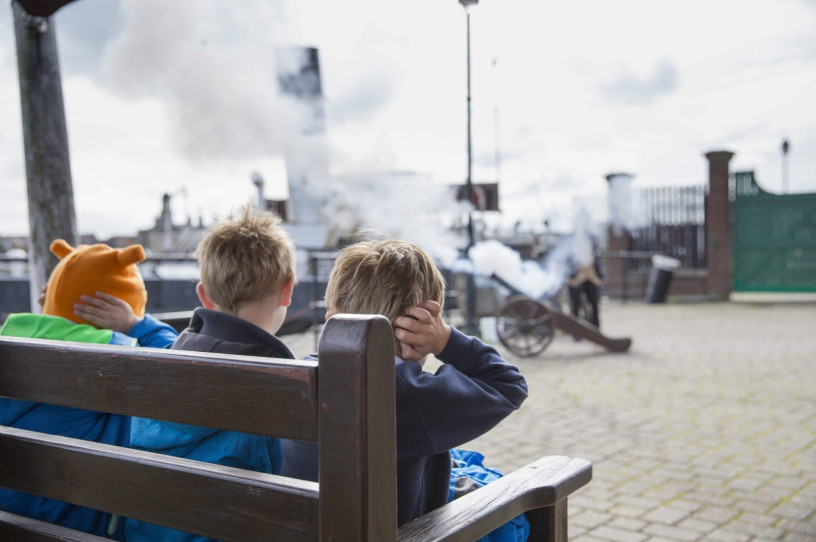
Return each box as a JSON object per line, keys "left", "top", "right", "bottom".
{"left": 0, "top": 337, "right": 319, "bottom": 442}
{"left": 397, "top": 456, "right": 592, "bottom": 542}
{"left": 0, "top": 425, "right": 319, "bottom": 541}
{"left": 0, "top": 510, "right": 112, "bottom": 542}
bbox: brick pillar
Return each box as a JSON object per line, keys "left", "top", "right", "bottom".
{"left": 605, "top": 173, "right": 634, "bottom": 300}
{"left": 704, "top": 150, "right": 734, "bottom": 299}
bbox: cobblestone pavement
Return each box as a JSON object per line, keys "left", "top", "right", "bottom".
{"left": 285, "top": 301, "right": 816, "bottom": 541}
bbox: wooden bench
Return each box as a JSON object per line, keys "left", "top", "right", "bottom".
{"left": 0, "top": 314, "right": 592, "bottom": 541}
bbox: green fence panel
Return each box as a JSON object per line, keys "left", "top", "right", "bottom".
{"left": 732, "top": 171, "right": 816, "bottom": 292}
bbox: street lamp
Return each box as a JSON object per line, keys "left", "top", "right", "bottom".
{"left": 458, "top": 0, "right": 479, "bottom": 336}
{"left": 781, "top": 139, "right": 790, "bottom": 194}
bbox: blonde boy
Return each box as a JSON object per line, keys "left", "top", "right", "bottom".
{"left": 126, "top": 206, "right": 297, "bottom": 542}
{"left": 192, "top": 205, "right": 296, "bottom": 333}
{"left": 281, "top": 238, "right": 528, "bottom": 526}
{"left": 324, "top": 238, "right": 448, "bottom": 359}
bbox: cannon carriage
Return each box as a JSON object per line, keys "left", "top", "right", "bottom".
{"left": 483, "top": 273, "right": 632, "bottom": 358}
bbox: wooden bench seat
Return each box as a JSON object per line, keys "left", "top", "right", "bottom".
{"left": 0, "top": 314, "right": 591, "bottom": 541}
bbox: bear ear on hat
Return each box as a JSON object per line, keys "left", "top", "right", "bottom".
{"left": 117, "top": 244, "right": 146, "bottom": 266}
{"left": 50, "top": 239, "right": 74, "bottom": 259}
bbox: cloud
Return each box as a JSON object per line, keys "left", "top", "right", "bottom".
{"left": 598, "top": 58, "right": 680, "bottom": 106}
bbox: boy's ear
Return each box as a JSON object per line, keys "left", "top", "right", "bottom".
{"left": 279, "top": 277, "right": 295, "bottom": 308}
{"left": 196, "top": 282, "right": 216, "bottom": 310}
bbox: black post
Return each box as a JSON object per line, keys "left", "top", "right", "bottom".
{"left": 781, "top": 139, "right": 790, "bottom": 194}
{"left": 462, "top": 4, "right": 478, "bottom": 336}
{"left": 13, "top": 0, "right": 78, "bottom": 310}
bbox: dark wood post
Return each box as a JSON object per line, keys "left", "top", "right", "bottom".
{"left": 13, "top": 0, "right": 78, "bottom": 310}
{"left": 319, "top": 315, "right": 397, "bottom": 541}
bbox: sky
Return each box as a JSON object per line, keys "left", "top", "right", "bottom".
{"left": 1, "top": 0, "right": 815, "bottom": 243}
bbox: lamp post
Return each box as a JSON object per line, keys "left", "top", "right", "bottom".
{"left": 459, "top": 0, "right": 479, "bottom": 336}
{"left": 781, "top": 139, "right": 790, "bottom": 194}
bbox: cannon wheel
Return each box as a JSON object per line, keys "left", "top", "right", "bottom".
{"left": 495, "top": 295, "right": 556, "bottom": 357}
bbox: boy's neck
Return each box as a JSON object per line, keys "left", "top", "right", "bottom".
{"left": 228, "top": 295, "right": 286, "bottom": 337}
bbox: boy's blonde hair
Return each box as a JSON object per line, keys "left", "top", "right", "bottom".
{"left": 325, "top": 239, "right": 445, "bottom": 325}
{"left": 195, "top": 206, "right": 296, "bottom": 314}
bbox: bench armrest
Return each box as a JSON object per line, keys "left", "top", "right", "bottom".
{"left": 397, "top": 455, "right": 591, "bottom": 542}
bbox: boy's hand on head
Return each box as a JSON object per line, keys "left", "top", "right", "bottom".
{"left": 394, "top": 300, "right": 452, "bottom": 361}
{"left": 74, "top": 291, "right": 140, "bottom": 333}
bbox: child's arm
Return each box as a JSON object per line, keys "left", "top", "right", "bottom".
{"left": 74, "top": 292, "right": 178, "bottom": 348}
{"left": 74, "top": 291, "right": 139, "bottom": 333}
{"left": 393, "top": 300, "right": 452, "bottom": 361}
{"left": 394, "top": 305, "right": 528, "bottom": 458}
{"left": 396, "top": 330, "right": 528, "bottom": 457}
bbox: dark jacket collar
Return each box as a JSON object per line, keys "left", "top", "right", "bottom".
{"left": 175, "top": 307, "right": 295, "bottom": 359}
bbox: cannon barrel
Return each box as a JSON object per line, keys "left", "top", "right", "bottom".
{"left": 488, "top": 273, "right": 526, "bottom": 297}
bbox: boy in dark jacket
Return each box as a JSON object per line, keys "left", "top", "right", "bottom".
{"left": 125, "top": 206, "right": 298, "bottom": 542}
{"left": 281, "top": 238, "right": 528, "bottom": 526}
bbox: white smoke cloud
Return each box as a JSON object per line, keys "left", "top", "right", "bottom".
{"left": 606, "top": 173, "right": 650, "bottom": 235}
{"left": 469, "top": 206, "right": 602, "bottom": 300}
{"left": 322, "top": 171, "right": 471, "bottom": 263}
{"left": 101, "top": 0, "right": 296, "bottom": 163}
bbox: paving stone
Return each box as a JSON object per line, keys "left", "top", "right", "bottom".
{"left": 614, "top": 495, "right": 660, "bottom": 511}
{"left": 575, "top": 495, "right": 616, "bottom": 513}
{"left": 589, "top": 525, "right": 649, "bottom": 542}
{"left": 642, "top": 522, "right": 703, "bottom": 541}
{"left": 687, "top": 492, "right": 737, "bottom": 508}
{"left": 776, "top": 517, "right": 816, "bottom": 537}
{"left": 782, "top": 532, "right": 816, "bottom": 542}
{"left": 730, "top": 496, "right": 774, "bottom": 515}
{"left": 770, "top": 500, "right": 815, "bottom": 521}
{"left": 573, "top": 510, "right": 613, "bottom": 530}
{"left": 674, "top": 516, "right": 718, "bottom": 535}
{"left": 719, "top": 518, "right": 787, "bottom": 540}
{"left": 642, "top": 506, "right": 690, "bottom": 525}
{"left": 727, "top": 474, "right": 773, "bottom": 492}
{"left": 770, "top": 475, "right": 811, "bottom": 492}
{"left": 664, "top": 499, "right": 704, "bottom": 514}
{"left": 608, "top": 505, "right": 647, "bottom": 519}
{"left": 705, "top": 530, "right": 752, "bottom": 542}
{"left": 607, "top": 517, "right": 648, "bottom": 532}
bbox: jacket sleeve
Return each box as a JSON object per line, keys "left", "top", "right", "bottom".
{"left": 128, "top": 313, "right": 179, "bottom": 349}
{"left": 395, "top": 327, "right": 528, "bottom": 459}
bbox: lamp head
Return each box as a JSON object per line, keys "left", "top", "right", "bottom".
{"left": 459, "top": 0, "right": 479, "bottom": 6}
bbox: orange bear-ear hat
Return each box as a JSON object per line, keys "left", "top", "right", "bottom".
{"left": 43, "top": 239, "right": 148, "bottom": 326}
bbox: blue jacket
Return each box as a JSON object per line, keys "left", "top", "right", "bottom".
{"left": 125, "top": 308, "right": 294, "bottom": 542}
{"left": 280, "top": 326, "right": 528, "bottom": 526}
{"left": 450, "top": 448, "right": 531, "bottom": 542}
{"left": 0, "top": 313, "right": 177, "bottom": 540}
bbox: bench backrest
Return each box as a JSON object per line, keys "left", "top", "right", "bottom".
{"left": 0, "top": 314, "right": 397, "bottom": 541}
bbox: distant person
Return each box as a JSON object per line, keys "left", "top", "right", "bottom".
{"left": 125, "top": 206, "right": 297, "bottom": 542}
{"left": 567, "top": 237, "right": 604, "bottom": 329}
{"left": 0, "top": 239, "right": 178, "bottom": 540}
{"left": 280, "top": 238, "right": 529, "bottom": 534}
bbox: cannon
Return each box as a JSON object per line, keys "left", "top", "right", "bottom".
{"left": 488, "top": 273, "right": 632, "bottom": 357}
